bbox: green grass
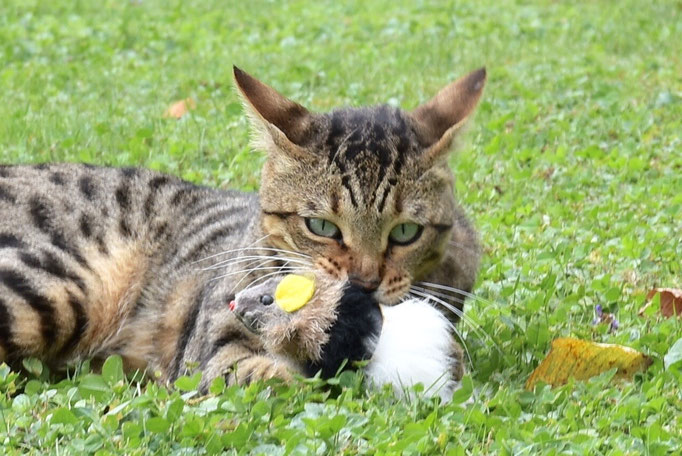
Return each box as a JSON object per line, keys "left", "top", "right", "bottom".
{"left": 1, "top": 0, "right": 682, "bottom": 454}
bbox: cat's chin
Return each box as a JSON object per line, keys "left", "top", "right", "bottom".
{"left": 373, "top": 288, "right": 410, "bottom": 306}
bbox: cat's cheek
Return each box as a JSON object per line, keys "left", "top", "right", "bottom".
{"left": 261, "top": 216, "right": 300, "bottom": 251}
{"left": 397, "top": 239, "right": 447, "bottom": 283}
{"left": 315, "top": 256, "right": 348, "bottom": 280}
{"left": 377, "top": 270, "right": 412, "bottom": 304}
{"left": 375, "top": 256, "right": 414, "bottom": 301}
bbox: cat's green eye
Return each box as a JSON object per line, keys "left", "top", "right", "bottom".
{"left": 389, "top": 222, "right": 423, "bottom": 245}
{"left": 305, "top": 217, "right": 341, "bottom": 239}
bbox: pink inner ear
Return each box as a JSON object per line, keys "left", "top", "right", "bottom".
{"left": 229, "top": 300, "right": 236, "bottom": 311}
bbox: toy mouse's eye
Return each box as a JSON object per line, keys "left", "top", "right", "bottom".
{"left": 260, "top": 295, "right": 274, "bottom": 306}
{"left": 305, "top": 217, "right": 341, "bottom": 240}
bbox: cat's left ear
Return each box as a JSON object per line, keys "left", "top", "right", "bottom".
{"left": 233, "top": 66, "right": 312, "bottom": 158}
{"left": 410, "top": 67, "right": 487, "bottom": 164}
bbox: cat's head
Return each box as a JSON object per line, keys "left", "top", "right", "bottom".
{"left": 234, "top": 67, "right": 485, "bottom": 304}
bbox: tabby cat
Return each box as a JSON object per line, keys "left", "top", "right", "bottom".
{"left": 0, "top": 66, "right": 485, "bottom": 391}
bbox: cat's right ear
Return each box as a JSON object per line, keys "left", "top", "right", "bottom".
{"left": 233, "top": 66, "right": 312, "bottom": 158}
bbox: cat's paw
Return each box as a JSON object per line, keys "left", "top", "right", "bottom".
{"left": 228, "top": 355, "right": 295, "bottom": 386}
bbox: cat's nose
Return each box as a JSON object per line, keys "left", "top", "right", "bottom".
{"left": 348, "top": 275, "right": 380, "bottom": 292}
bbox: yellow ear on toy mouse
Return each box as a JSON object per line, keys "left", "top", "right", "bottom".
{"left": 275, "top": 274, "right": 315, "bottom": 312}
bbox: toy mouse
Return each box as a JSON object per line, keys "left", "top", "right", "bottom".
{"left": 230, "top": 273, "right": 462, "bottom": 401}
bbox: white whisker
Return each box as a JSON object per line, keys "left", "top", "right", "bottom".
{"left": 231, "top": 246, "right": 312, "bottom": 259}
{"left": 410, "top": 284, "right": 465, "bottom": 306}
{"left": 223, "top": 257, "right": 280, "bottom": 289}
{"left": 408, "top": 288, "right": 473, "bottom": 333}
{"left": 227, "top": 258, "right": 304, "bottom": 294}
{"left": 411, "top": 284, "right": 497, "bottom": 347}
{"left": 407, "top": 291, "right": 473, "bottom": 369}
{"left": 234, "top": 266, "right": 312, "bottom": 295}
{"left": 207, "top": 265, "right": 299, "bottom": 284}
{"left": 200, "top": 254, "right": 312, "bottom": 271}
{"left": 191, "top": 238, "right": 313, "bottom": 266}
{"left": 416, "top": 281, "right": 495, "bottom": 307}
{"left": 409, "top": 288, "right": 502, "bottom": 355}
{"left": 191, "top": 234, "right": 271, "bottom": 264}
{"left": 234, "top": 271, "right": 284, "bottom": 294}
{"left": 197, "top": 255, "right": 269, "bottom": 273}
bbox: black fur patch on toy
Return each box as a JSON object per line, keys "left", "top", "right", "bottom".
{"left": 304, "top": 284, "right": 383, "bottom": 378}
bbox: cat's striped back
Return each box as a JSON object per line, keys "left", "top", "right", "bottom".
{"left": 0, "top": 163, "right": 262, "bottom": 377}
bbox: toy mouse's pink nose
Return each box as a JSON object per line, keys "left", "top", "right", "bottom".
{"left": 229, "top": 300, "right": 236, "bottom": 311}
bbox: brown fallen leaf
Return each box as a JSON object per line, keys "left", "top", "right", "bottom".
{"left": 640, "top": 288, "right": 682, "bottom": 318}
{"left": 163, "top": 98, "right": 196, "bottom": 119}
{"left": 526, "top": 337, "right": 652, "bottom": 390}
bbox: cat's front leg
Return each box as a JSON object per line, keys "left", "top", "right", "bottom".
{"left": 199, "top": 344, "right": 297, "bottom": 391}
{"left": 191, "top": 319, "right": 300, "bottom": 392}
{"left": 449, "top": 338, "right": 465, "bottom": 383}
{"left": 161, "top": 290, "right": 300, "bottom": 392}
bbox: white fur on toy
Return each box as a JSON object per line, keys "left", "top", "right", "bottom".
{"left": 364, "top": 298, "right": 460, "bottom": 402}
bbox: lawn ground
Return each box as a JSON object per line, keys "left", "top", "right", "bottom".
{"left": 1, "top": 0, "right": 681, "bottom": 454}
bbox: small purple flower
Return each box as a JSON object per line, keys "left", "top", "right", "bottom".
{"left": 610, "top": 318, "right": 619, "bottom": 331}
{"left": 592, "top": 305, "right": 603, "bottom": 325}
{"left": 593, "top": 305, "right": 619, "bottom": 332}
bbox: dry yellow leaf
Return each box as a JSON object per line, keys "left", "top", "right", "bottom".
{"left": 526, "top": 337, "right": 652, "bottom": 390}
{"left": 163, "top": 98, "right": 196, "bottom": 119}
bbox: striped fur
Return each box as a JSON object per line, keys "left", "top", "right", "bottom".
{"left": 0, "top": 67, "right": 485, "bottom": 389}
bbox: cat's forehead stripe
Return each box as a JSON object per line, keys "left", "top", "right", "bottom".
{"left": 340, "top": 175, "right": 358, "bottom": 208}
{"left": 322, "top": 106, "right": 418, "bottom": 211}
